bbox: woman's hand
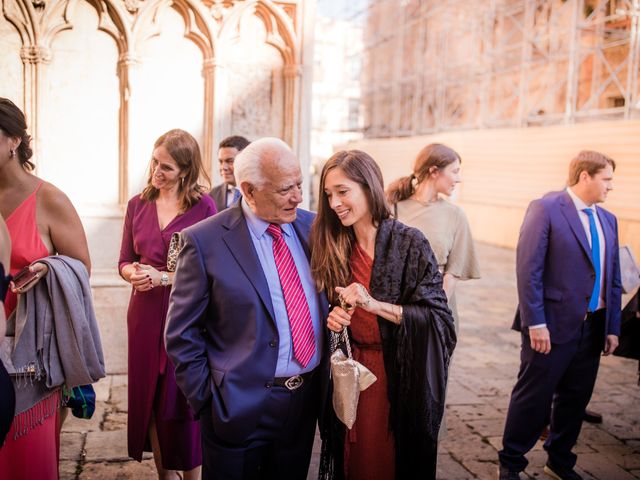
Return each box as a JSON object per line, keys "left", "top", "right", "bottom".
{"left": 136, "top": 263, "right": 163, "bottom": 287}
{"left": 335, "top": 283, "right": 376, "bottom": 312}
{"left": 336, "top": 283, "right": 404, "bottom": 325}
{"left": 129, "top": 262, "right": 155, "bottom": 292}
{"left": 327, "top": 306, "right": 352, "bottom": 333}
{"left": 10, "top": 262, "right": 49, "bottom": 294}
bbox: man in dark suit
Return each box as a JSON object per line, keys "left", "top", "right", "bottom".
{"left": 165, "top": 137, "right": 327, "bottom": 480}
{"left": 498, "top": 151, "right": 621, "bottom": 480}
{"left": 209, "top": 135, "right": 250, "bottom": 211}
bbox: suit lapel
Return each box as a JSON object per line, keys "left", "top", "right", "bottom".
{"left": 291, "top": 212, "right": 330, "bottom": 318}
{"left": 291, "top": 215, "right": 311, "bottom": 259}
{"left": 559, "top": 192, "right": 592, "bottom": 263}
{"left": 597, "top": 207, "right": 614, "bottom": 285}
{"left": 214, "top": 186, "right": 226, "bottom": 211}
{"left": 222, "top": 206, "right": 276, "bottom": 321}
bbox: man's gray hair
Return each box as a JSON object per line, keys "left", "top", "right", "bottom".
{"left": 234, "top": 137, "right": 295, "bottom": 187}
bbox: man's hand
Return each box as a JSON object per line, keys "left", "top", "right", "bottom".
{"left": 603, "top": 334, "right": 619, "bottom": 356}
{"left": 529, "top": 326, "right": 552, "bottom": 354}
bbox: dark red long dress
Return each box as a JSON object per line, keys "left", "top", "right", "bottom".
{"left": 344, "top": 242, "right": 395, "bottom": 479}
{"left": 118, "top": 194, "right": 216, "bottom": 470}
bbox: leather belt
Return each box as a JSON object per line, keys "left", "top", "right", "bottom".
{"left": 273, "top": 369, "right": 315, "bottom": 391}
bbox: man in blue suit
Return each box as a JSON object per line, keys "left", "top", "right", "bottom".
{"left": 165, "top": 138, "right": 327, "bottom": 480}
{"left": 498, "top": 151, "right": 621, "bottom": 480}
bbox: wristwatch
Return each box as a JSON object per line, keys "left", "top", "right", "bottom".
{"left": 160, "top": 272, "right": 169, "bottom": 287}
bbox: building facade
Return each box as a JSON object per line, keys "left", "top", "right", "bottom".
{"left": 345, "top": 0, "right": 640, "bottom": 256}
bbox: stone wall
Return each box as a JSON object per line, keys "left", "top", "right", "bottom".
{"left": 0, "top": 0, "right": 315, "bottom": 283}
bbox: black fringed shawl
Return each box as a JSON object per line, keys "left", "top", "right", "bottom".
{"left": 319, "top": 219, "right": 457, "bottom": 480}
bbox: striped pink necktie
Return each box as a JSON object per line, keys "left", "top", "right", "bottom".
{"left": 266, "top": 223, "right": 315, "bottom": 367}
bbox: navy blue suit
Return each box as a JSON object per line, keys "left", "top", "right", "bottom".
{"left": 165, "top": 204, "right": 329, "bottom": 479}
{"left": 499, "top": 190, "right": 622, "bottom": 472}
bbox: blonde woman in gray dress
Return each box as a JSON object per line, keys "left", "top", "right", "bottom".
{"left": 387, "top": 144, "right": 480, "bottom": 437}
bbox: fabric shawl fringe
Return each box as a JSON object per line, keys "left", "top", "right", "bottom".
{"left": 11, "top": 389, "right": 60, "bottom": 441}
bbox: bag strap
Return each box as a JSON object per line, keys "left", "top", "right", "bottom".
{"left": 330, "top": 329, "right": 353, "bottom": 359}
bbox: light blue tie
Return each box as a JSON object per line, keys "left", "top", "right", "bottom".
{"left": 229, "top": 187, "right": 240, "bottom": 206}
{"left": 582, "top": 208, "right": 601, "bottom": 312}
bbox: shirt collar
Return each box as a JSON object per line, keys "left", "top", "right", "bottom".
{"left": 566, "top": 186, "right": 595, "bottom": 213}
{"left": 226, "top": 184, "right": 237, "bottom": 192}
{"left": 241, "top": 198, "right": 294, "bottom": 239}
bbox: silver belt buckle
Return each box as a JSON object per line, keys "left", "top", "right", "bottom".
{"left": 284, "top": 374, "right": 303, "bottom": 390}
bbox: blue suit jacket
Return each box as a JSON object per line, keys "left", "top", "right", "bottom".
{"left": 165, "top": 204, "right": 329, "bottom": 443}
{"left": 513, "top": 190, "right": 622, "bottom": 344}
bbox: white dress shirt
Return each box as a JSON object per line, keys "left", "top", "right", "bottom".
{"left": 566, "top": 186, "right": 606, "bottom": 311}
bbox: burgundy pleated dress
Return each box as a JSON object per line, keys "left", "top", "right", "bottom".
{"left": 344, "top": 242, "right": 396, "bottom": 479}
{"left": 118, "top": 194, "right": 216, "bottom": 470}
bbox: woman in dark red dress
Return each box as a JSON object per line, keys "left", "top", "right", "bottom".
{"left": 118, "top": 129, "right": 216, "bottom": 480}
{"left": 310, "top": 150, "right": 456, "bottom": 480}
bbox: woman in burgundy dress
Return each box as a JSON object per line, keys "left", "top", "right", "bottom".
{"left": 310, "top": 150, "right": 456, "bottom": 480}
{"left": 118, "top": 129, "right": 216, "bottom": 480}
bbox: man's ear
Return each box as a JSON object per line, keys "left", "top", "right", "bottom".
{"left": 579, "top": 170, "right": 590, "bottom": 183}
{"left": 240, "top": 181, "right": 254, "bottom": 201}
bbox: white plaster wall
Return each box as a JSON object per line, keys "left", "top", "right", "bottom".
{"left": 128, "top": 5, "right": 206, "bottom": 198}
{"left": 39, "top": 0, "right": 122, "bottom": 281}
{"left": 42, "top": 0, "right": 120, "bottom": 208}
{"left": 0, "top": 14, "right": 25, "bottom": 120}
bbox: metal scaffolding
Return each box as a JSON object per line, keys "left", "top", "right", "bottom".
{"left": 348, "top": 0, "right": 640, "bottom": 138}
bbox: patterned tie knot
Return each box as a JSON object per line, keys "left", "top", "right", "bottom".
{"left": 266, "top": 223, "right": 283, "bottom": 241}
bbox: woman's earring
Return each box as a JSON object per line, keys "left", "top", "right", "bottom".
{"left": 180, "top": 177, "right": 184, "bottom": 187}
{"left": 9, "top": 149, "right": 15, "bottom": 158}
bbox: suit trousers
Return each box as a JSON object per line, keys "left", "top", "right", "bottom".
{"left": 499, "top": 310, "right": 605, "bottom": 472}
{"left": 199, "top": 371, "right": 320, "bottom": 480}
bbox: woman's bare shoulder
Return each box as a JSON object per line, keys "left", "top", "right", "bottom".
{"left": 38, "top": 180, "right": 77, "bottom": 214}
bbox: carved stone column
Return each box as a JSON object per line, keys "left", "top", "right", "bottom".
{"left": 283, "top": 63, "right": 301, "bottom": 149}
{"left": 117, "top": 52, "right": 140, "bottom": 205}
{"left": 202, "top": 57, "right": 216, "bottom": 180}
{"left": 19, "top": 44, "right": 51, "bottom": 174}
{"left": 211, "top": 58, "right": 231, "bottom": 185}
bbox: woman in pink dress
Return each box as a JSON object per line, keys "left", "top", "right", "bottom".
{"left": 0, "top": 97, "right": 91, "bottom": 479}
{"left": 119, "top": 129, "right": 216, "bottom": 480}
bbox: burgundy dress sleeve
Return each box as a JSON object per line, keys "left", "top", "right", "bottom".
{"left": 202, "top": 192, "right": 217, "bottom": 217}
{"left": 118, "top": 196, "right": 139, "bottom": 275}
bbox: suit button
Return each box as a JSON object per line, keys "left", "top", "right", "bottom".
{"left": 265, "top": 382, "right": 272, "bottom": 388}
{"left": 590, "top": 273, "right": 596, "bottom": 279}
{"left": 269, "top": 340, "right": 277, "bottom": 347}
{"left": 585, "top": 296, "right": 590, "bottom": 301}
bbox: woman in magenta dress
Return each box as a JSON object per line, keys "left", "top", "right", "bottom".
{"left": 118, "top": 129, "right": 216, "bottom": 480}
{"left": 0, "top": 97, "right": 92, "bottom": 479}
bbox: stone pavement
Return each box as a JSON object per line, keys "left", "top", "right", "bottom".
{"left": 60, "top": 243, "right": 640, "bottom": 479}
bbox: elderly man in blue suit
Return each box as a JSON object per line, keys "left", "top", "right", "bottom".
{"left": 165, "top": 137, "right": 327, "bottom": 480}
{"left": 498, "top": 151, "right": 621, "bottom": 480}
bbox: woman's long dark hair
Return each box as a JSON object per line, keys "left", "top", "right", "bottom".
{"left": 386, "top": 143, "right": 461, "bottom": 204}
{"left": 310, "top": 150, "right": 390, "bottom": 304}
{"left": 0, "top": 97, "right": 35, "bottom": 171}
{"left": 140, "top": 129, "right": 211, "bottom": 212}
